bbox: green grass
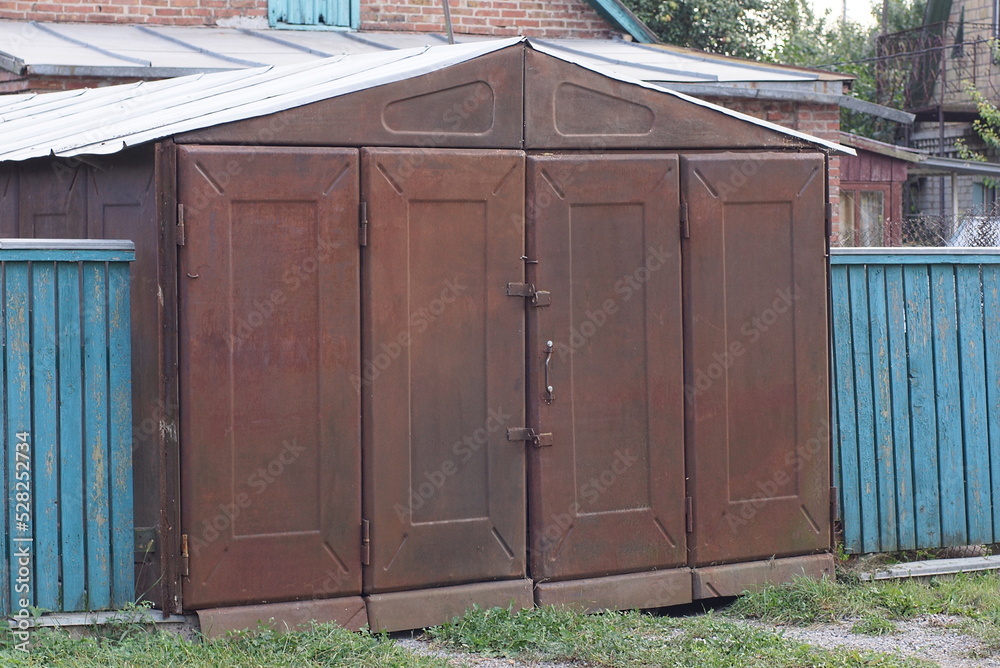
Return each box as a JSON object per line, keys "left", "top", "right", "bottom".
{"left": 9, "top": 573, "right": 1000, "bottom": 667}
{"left": 728, "top": 571, "right": 1000, "bottom": 651}
{"left": 727, "top": 573, "right": 1000, "bottom": 625}
{"left": 428, "top": 605, "right": 934, "bottom": 667}
{"left": 0, "top": 623, "right": 446, "bottom": 667}
{"left": 851, "top": 615, "right": 898, "bottom": 636}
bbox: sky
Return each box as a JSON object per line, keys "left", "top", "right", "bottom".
{"left": 810, "top": 0, "right": 878, "bottom": 27}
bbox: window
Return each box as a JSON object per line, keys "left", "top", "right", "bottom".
{"left": 973, "top": 181, "right": 997, "bottom": 212}
{"left": 269, "top": 0, "right": 358, "bottom": 29}
{"left": 840, "top": 187, "right": 887, "bottom": 246}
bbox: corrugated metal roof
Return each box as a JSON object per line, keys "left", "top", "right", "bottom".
{"left": 0, "top": 19, "right": 846, "bottom": 84}
{"left": 839, "top": 132, "right": 1000, "bottom": 176}
{"left": 0, "top": 38, "right": 853, "bottom": 163}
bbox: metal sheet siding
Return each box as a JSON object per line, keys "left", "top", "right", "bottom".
{"left": 0, "top": 246, "right": 135, "bottom": 614}
{"left": 831, "top": 253, "right": 1000, "bottom": 553}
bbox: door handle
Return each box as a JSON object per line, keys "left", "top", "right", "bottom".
{"left": 544, "top": 340, "right": 554, "bottom": 404}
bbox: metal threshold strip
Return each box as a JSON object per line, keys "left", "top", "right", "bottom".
{"left": 860, "top": 555, "right": 1000, "bottom": 581}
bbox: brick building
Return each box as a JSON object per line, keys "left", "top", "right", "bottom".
{"left": 0, "top": 0, "right": 619, "bottom": 37}
{"left": 0, "top": 0, "right": 914, "bottom": 237}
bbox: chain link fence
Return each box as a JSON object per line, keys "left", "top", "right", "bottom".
{"left": 834, "top": 204, "right": 1000, "bottom": 248}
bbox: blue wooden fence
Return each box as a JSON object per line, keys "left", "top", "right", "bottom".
{"left": 831, "top": 248, "right": 1000, "bottom": 554}
{"left": 0, "top": 240, "right": 135, "bottom": 614}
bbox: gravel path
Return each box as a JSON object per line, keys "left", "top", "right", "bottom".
{"left": 397, "top": 615, "right": 1000, "bottom": 667}
{"left": 396, "top": 637, "right": 579, "bottom": 667}
{"left": 764, "top": 615, "right": 1000, "bottom": 668}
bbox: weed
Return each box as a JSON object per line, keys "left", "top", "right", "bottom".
{"left": 0, "top": 622, "right": 446, "bottom": 667}
{"left": 728, "top": 570, "right": 1000, "bottom": 650}
{"left": 430, "top": 604, "right": 932, "bottom": 667}
{"left": 852, "top": 614, "right": 898, "bottom": 636}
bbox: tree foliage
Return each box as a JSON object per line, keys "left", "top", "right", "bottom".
{"left": 623, "top": 0, "right": 811, "bottom": 61}
{"left": 622, "top": 0, "right": 927, "bottom": 140}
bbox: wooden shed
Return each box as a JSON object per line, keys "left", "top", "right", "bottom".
{"left": 0, "top": 37, "right": 845, "bottom": 633}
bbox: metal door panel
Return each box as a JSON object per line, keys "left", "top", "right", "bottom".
{"left": 362, "top": 148, "right": 526, "bottom": 593}
{"left": 682, "top": 152, "right": 829, "bottom": 566}
{"left": 527, "top": 154, "right": 686, "bottom": 581}
{"left": 178, "top": 146, "right": 361, "bottom": 608}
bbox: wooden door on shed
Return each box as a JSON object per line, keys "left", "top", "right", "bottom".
{"left": 361, "top": 148, "right": 526, "bottom": 594}
{"left": 178, "top": 146, "right": 361, "bottom": 608}
{"left": 682, "top": 152, "right": 830, "bottom": 566}
{"left": 526, "top": 154, "right": 687, "bottom": 581}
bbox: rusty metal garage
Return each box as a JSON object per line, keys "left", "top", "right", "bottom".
{"left": 0, "top": 37, "right": 844, "bottom": 633}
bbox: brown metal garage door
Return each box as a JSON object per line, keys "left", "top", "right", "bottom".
{"left": 682, "top": 152, "right": 830, "bottom": 566}
{"left": 178, "top": 146, "right": 362, "bottom": 608}
{"left": 526, "top": 154, "right": 687, "bottom": 581}
{"left": 361, "top": 148, "right": 527, "bottom": 594}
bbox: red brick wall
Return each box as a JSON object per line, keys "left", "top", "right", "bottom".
{"left": 361, "top": 1, "right": 614, "bottom": 38}
{"left": 0, "top": 0, "right": 265, "bottom": 25}
{"left": 704, "top": 97, "right": 843, "bottom": 240}
{"left": 0, "top": 0, "right": 615, "bottom": 36}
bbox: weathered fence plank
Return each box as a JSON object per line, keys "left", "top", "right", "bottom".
{"left": 0, "top": 241, "right": 134, "bottom": 614}
{"left": 832, "top": 250, "right": 1000, "bottom": 553}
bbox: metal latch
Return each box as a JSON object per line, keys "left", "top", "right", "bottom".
{"left": 507, "top": 427, "right": 554, "bottom": 448}
{"left": 506, "top": 282, "right": 551, "bottom": 307}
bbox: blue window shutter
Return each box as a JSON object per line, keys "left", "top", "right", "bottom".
{"left": 269, "top": 0, "right": 352, "bottom": 27}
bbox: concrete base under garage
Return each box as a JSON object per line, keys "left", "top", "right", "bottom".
{"left": 366, "top": 579, "right": 534, "bottom": 633}
{"left": 692, "top": 553, "right": 835, "bottom": 599}
{"left": 197, "top": 596, "right": 368, "bottom": 638}
{"left": 534, "top": 568, "right": 693, "bottom": 613}
{"left": 34, "top": 554, "right": 836, "bottom": 637}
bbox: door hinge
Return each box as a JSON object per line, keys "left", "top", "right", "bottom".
{"left": 685, "top": 497, "right": 693, "bottom": 533}
{"left": 176, "top": 203, "right": 186, "bottom": 246}
{"left": 180, "top": 533, "right": 190, "bottom": 577}
{"left": 680, "top": 201, "right": 690, "bottom": 239}
{"left": 830, "top": 486, "right": 839, "bottom": 523}
{"left": 506, "top": 282, "right": 551, "bottom": 307}
{"left": 507, "top": 427, "right": 554, "bottom": 448}
{"left": 361, "top": 519, "right": 370, "bottom": 565}
{"left": 359, "top": 201, "right": 368, "bottom": 247}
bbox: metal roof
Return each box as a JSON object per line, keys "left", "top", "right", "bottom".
{"left": 0, "top": 38, "right": 853, "bottom": 163}
{"left": 839, "top": 132, "right": 1000, "bottom": 177}
{"left": 0, "top": 20, "right": 842, "bottom": 84}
